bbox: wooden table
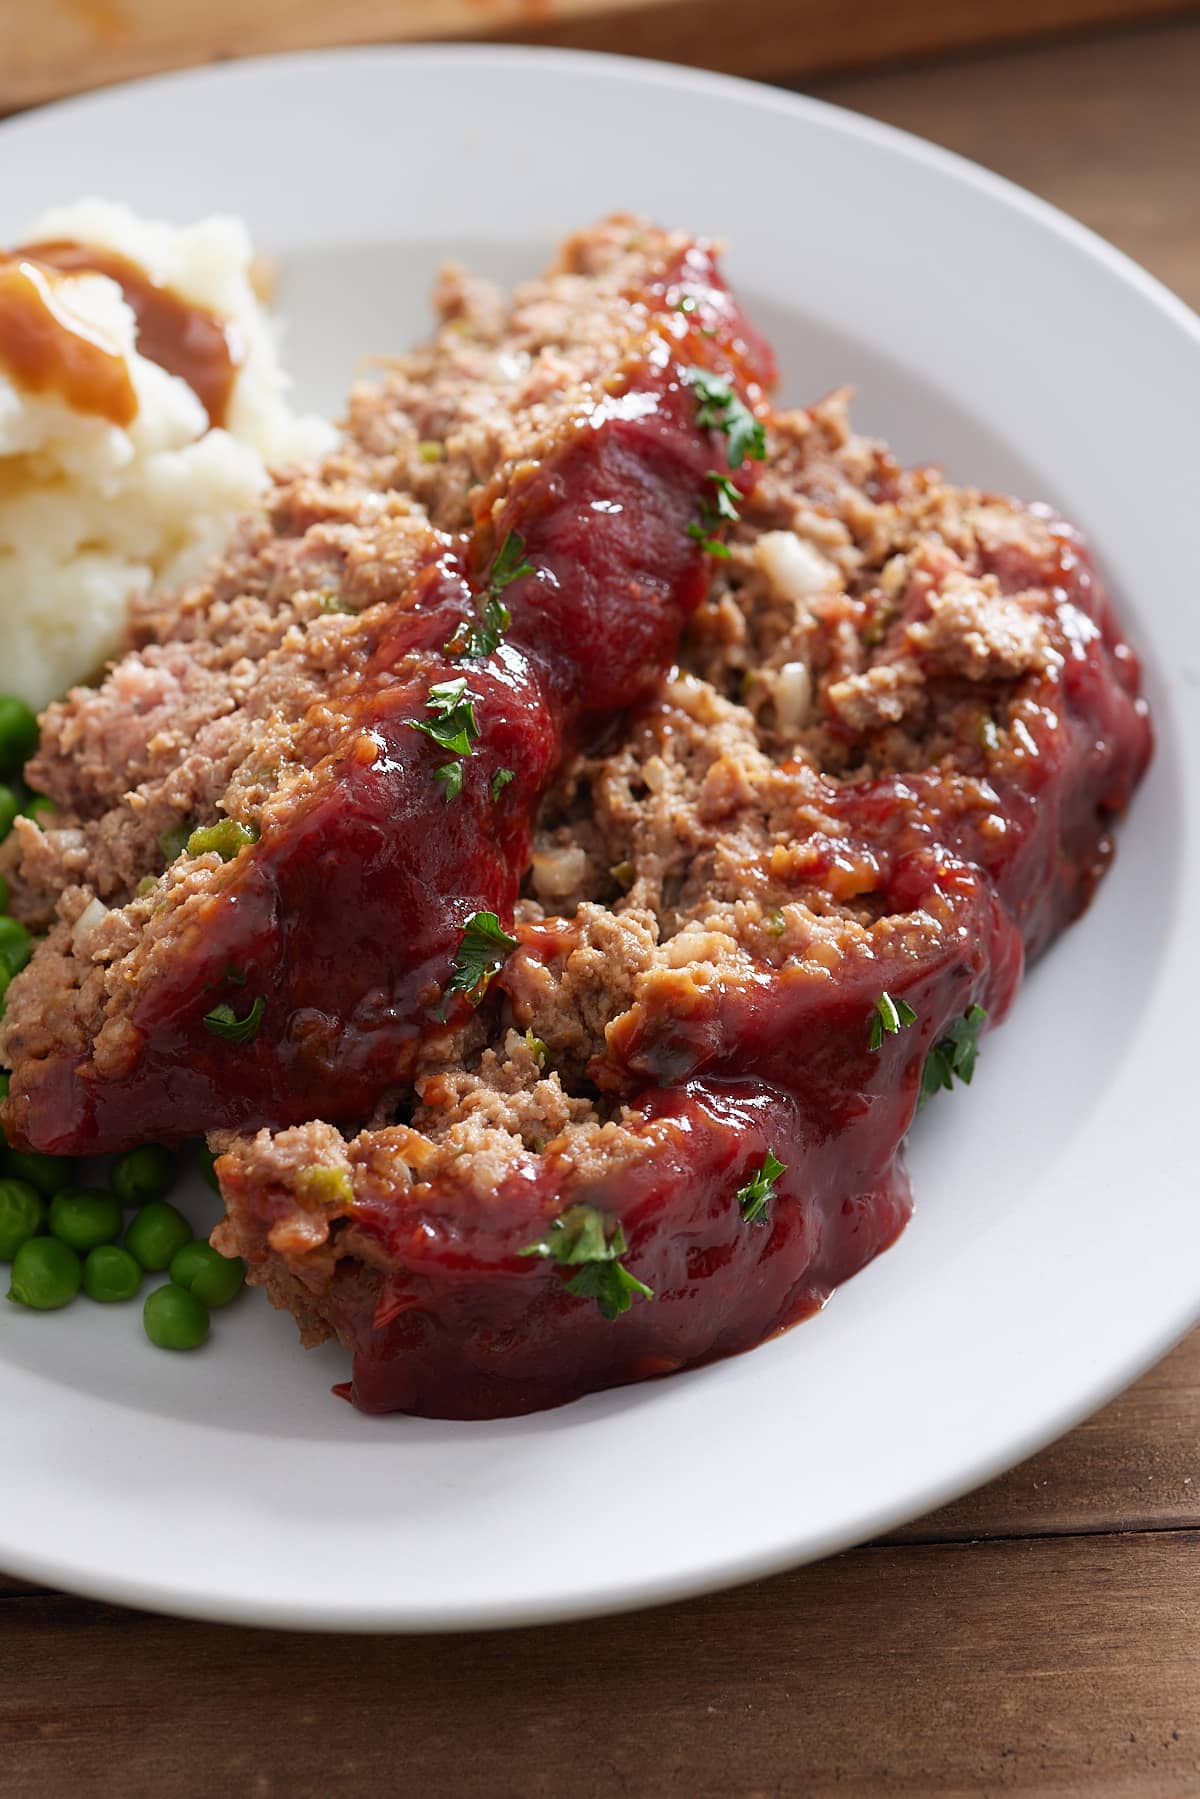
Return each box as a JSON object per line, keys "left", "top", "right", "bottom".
{"left": 4, "top": 21, "right": 1199, "bottom": 1795}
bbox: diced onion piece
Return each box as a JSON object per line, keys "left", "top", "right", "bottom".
{"left": 755, "top": 531, "right": 837, "bottom": 602}
{"left": 72, "top": 895, "right": 109, "bottom": 954}
{"left": 774, "top": 660, "right": 813, "bottom": 731}
{"left": 641, "top": 755, "right": 668, "bottom": 794}
{"left": 530, "top": 844, "right": 588, "bottom": 900}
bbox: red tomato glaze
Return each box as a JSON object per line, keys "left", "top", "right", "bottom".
{"left": 320, "top": 516, "right": 1150, "bottom": 1418}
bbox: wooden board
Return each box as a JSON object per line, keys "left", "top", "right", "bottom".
{"left": 4, "top": 1527, "right": 1200, "bottom": 1795}
{"left": 1, "top": 0, "right": 1197, "bottom": 113}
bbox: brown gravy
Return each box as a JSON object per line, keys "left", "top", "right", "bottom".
{"left": 0, "top": 240, "right": 242, "bottom": 429}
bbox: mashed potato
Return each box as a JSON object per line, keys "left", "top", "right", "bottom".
{"left": 0, "top": 200, "right": 332, "bottom": 708}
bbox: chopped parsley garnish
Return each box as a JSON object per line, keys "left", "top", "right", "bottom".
{"left": 919, "top": 1004, "right": 987, "bottom": 1106}
{"left": 869, "top": 991, "right": 918, "bottom": 1052}
{"left": 445, "top": 910, "right": 518, "bottom": 1006}
{"left": 490, "top": 529, "right": 534, "bottom": 593}
{"left": 450, "top": 529, "right": 533, "bottom": 659}
{"left": 434, "top": 761, "right": 464, "bottom": 802}
{"left": 736, "top": 1149, "right": 786, "bottom": 1225}
{"left": 186, "top": 819, "right": 259, "bottom": 862}
{"left": 705, "top": 471, "right": 742, "bottom": 519}
{"left": 409, "top": 677, "right": 480, "bottom": 757}
{"left": 203, "top": 996, "right": 266, "bottom": 1044}
{"left": 686, "top": 520, "right": 732, "bottom": 559}
{"left": 316, "top": 590, "right": 354, "bottom": 615}
{"left": 492, "top": 767, "right": 515, "bottom": 801}
{"left": 683, "top": 367, "right": 767, "bottom": 469}
{"left": 455, "top": 594, "right": 511, "bottom": 661}
{"left": 518, "top": 1203, "right": 653, "bottom": 1320}
{"left": 525, "top": 1026, "right": 547, "bottom": 1067}
{"left": 686, "top": 469, "right": 745, "bottom": 557}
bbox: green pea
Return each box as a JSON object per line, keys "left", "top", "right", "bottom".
{"left": 48, "top": 1187, "right": 123, "bottom": 1253}
{"left": 0, "top": 785, "right": 19, "bottom": 842}
{"left": 169, "top": 1239, "right": 245, "bottom": 1308}
{"left": 0, "top": 697, "right": 38, "bottom": 777}
{"left": 3, "top": 1147, "right": 74, "bottom": 1197}
{"left": 0, "top": 872, "right": 9, "bottom": 913}
{"left": 143, "top": 1282, "right": 209, "bottom": 1350}
{"left": 195, "top": 1142, "right": 220, "bottom": 1193}
{"left": 109, "top": 1144, "right": 174, "bottom": 1208}
{"left": 0, "top": 1178, "right": 44, "bottom": 1260}
{"left": 124, "top": 1200, "right": 192, "bottom": 1272}
{"left": 8, "top": 1236, "right": 81, "bottom": 1309}
{"left": 82, "top": 1244, "right": 142, "bottom": 1303}
{"left": 0, "top": 915, "right": 32, "bottom": 979}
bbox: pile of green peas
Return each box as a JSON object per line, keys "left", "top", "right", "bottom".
{"left": 0, "top": 1123, "right": 246, "bottom": 1349}
{"left": 0, "top": 692, "right": 244, "bottom": 1351}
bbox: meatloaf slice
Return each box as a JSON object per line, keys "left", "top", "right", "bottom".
{"left": 211, "top": 388, "right": 1151, "bottom": 1418}
{"left": 0, "top": 219, "right": 775, "bottom": 1154}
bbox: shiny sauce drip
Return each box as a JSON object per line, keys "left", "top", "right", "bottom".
{"left": 0, "top": 240, "right": 242, "bottom": 428}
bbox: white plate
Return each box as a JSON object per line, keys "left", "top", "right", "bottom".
{"left": 0, "top": 46, "right": 1196, "bottom": 1632}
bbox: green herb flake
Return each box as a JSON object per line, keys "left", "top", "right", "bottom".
{"left": 453, "top": 594, "right": 511, "bottom": 661}
{"left": 408, "top": 676, "right": 480, "bottom": 760}
{"left": 736, "top": 1149, "right": 786, "bottom": 1226}
{"left": 445, "top": 910, "right": 518, "bottom": 1006}
{"left": 135, "top": 875, "right": 158, "bottom": 898}
{"left": 434, "top": 761, "right": 464, "bottom": 802}
{"left": 186, "top": 819, "right": 260, "bottom": 862}
{"left": 202, "top": 996, "right": 266, "bottom": 1045}
{"left": 919, "top": 1004, "right": 988, "bottom": 1106}
{"left": 868, "top": 991, "right": 918, "bottom": 1052}
{"left": 686, "top": 521, "right": 732, "bottom": 559}
{"left": 450, "top": 530, "right": 533, "bottom": 660}
{"left": 686, "top": 468, "right": 744, "bottom": 557}
{"left": 683, "top": 367, "right": 767, "bottom": 469}
{"left": 705, "top": 471, "right": 743, "bottom": 520}
{"left": 525, "top": 1026, "right": 548, "bottom": 1068}
{"left": 492, "top": 767, "right": 515, "bottom": 802}
{"left": 518, "top": 1202, "right": 653, "bottom": 1320}
{"left": 417, "top": 439, "right": 445, "bottom": 464}
{"left": 316, "top": 590, "right": 354, "bottom": 615}
{"left": 489, "top": 530, "right": 534, "bottom": 595}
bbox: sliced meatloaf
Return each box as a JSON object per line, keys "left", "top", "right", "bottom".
{"left": 212, "top": 389, "right": 1150, "bottom": 1418}
{"left": 0, "top": 223, "right": 1152, "bottom": 1419}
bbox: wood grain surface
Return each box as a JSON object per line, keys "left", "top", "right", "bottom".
{"left": 1, "top": 0, "right": 1197, "bottom": 111}
{"left": 2, "top": 21, "right": 1198, "bottom": 1797}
